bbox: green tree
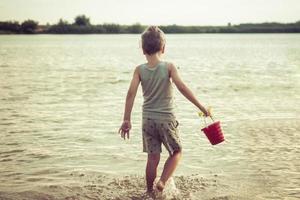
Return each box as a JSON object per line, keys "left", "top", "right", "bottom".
{"left": 126, "top": 23, "right": 144, "bottom": 33}
{"left": 0, "top": 21, "right": 20, "bottom": 33}
{"left": 21, "top": 19, "right": 38, "bottom": 33}
{"left": 58, "top": 18, "right": 69, "bottom": 26}
{"left": 74, "top": 15, "right": 90, "bottom": 26}
{"left": 103, "top": 23, "right": 121, "bottom": 33}
{"left": 46, "top": 18, "right": 70, "bottom": 34}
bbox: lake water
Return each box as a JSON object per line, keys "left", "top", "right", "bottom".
{"left": 0, "top": 34, "right": 299, "bottom": 200}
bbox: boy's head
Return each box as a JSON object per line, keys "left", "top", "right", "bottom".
{"left": 141, "top": 26, "right": 165, "bottom": 55}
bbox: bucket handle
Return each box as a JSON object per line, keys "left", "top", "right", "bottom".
{"left": 198, "top": 111, "right": 214, "bottom": 127}
{"left": 202, "top": 116, "right": 215, "bottom": 127}
{"left": 198, "top": 107, "right": 214, "bottom": 127}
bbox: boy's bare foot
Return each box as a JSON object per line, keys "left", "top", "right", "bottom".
{"left": 146, "top": 189, "right": 154, "bottom": 194}
{"left": 142, "top": 190, "right": 155, "bottom": 199}
{"left": 156, "top": 180, "right": 165, "bottom": 192}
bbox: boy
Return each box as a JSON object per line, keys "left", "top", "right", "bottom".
{"left": 119, "top": 26, "right": 210, "bottom": 193}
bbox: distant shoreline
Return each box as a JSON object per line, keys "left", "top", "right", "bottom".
{"left": 1, "top": 15, "right": 300, "bottom": 34}
{"left": 2, "top": 32, "right": 300, "bottom": 35}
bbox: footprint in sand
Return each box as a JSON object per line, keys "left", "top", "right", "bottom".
{"left": 153, "top": 177, "right": 180, "bottom": 199}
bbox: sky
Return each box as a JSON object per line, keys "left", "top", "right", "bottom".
{"left": 0, "top": 0, "right": 299, "bottom": 25}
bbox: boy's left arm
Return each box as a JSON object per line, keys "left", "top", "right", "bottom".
{"left": 119, "top": 66, "right": 140, "bottom": 139}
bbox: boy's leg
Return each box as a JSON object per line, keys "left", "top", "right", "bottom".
{"left": 157, "top": 150, "right": 182, "bottom": 191}
{"left": 146, "top": 153, "right": 160, "bottom": 192}
{"left": 156, "top": 119, "right": 182, "bottom": 191}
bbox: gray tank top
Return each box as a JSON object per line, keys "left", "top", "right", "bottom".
{"left": 139, "top": 61, "right": 175, "bottom": 120}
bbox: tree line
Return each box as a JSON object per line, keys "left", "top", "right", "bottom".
{"left": 1, "top": 15, "right": 300, "bottom": 34}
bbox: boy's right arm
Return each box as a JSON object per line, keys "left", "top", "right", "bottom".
{"left": 168, "top": 63, "right": 210, "bottom": 116}
{"left": 119, "top": 66, "right": 140, "bottom": 139}
{"left": 123, "top": 66, "right": 140, "bottom": 121}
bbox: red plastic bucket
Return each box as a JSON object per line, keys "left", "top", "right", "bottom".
{"left": 201, "top": 117, "right": 224, "bottom": 145}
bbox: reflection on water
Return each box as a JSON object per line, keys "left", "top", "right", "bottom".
{"left": 0, "top": 34, "right": 300, "bottom": 199}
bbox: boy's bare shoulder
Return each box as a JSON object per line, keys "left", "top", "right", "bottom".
{"left": 166, "top": 61, "right": 178, "bottom": 68}
{"left": 166, "top": 62, "right": 178, "bottom": 74}
{"left": 164, "top": 62, "right": 175, "bottom": 78}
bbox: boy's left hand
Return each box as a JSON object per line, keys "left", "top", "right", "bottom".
{"left": 118, "top": 120, "right": 131, "bottom": 140}
{"left": 198, "top": 107, "right": 212, "bottom": 118}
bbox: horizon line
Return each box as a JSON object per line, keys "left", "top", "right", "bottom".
{"left": 1, "top": 17, "right": 300, "bottom": 27}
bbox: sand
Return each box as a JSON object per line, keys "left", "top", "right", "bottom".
{"left": 1, "top": 119, "right": 299, "bottom": 200}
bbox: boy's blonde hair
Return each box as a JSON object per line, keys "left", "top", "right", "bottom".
{"left": 141, "top": 26, "right": 165, "bottom": 55}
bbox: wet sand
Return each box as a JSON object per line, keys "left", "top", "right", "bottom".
{"left": 1, "top": 119, "right": 299, "bottom": 200}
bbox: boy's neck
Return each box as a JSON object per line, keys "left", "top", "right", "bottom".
{"left": 145, "top": 52, "right": 162, "bottom": 67}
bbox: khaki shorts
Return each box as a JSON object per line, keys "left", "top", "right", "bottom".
{"left": 142, "top": 117, "right": 182, "bottom": 155}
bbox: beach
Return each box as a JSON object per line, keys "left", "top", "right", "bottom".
{"left": 0, "top": 34, "right": 299, "bottom": 199}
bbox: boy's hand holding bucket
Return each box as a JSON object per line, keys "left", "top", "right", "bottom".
{"left": 198, "top": 106, "right": 212, "bottom": 118}
{"left": 198, "top": 107, "right": 225, "bottom": 145}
